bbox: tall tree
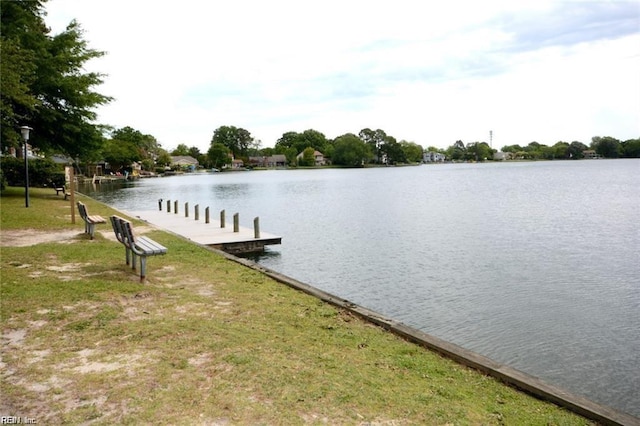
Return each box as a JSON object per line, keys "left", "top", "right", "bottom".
{"left": 1, "top": 1, "right": 112, "bottom": 159}
{"left": 211, "top": 125, "right": 253, "bottom": 158}
{"left": 591, "top": 136, "right": 622, "bottom": 158}
{"left": 332, "top": 133, "right": 371, "bottom": 166}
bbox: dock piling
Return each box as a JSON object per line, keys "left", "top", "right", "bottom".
{"left": 233, "top": 213, "right": 239, "bottom": 233}
{"left": 158, "top": 198, "right": 163, "bottom": 211}
{"left": 220, "top": 210, "right": 225, "bottom": 228}
{"left": 195, "top": 204, "right": 199, "bottom": 221}
{"left": 174, "top": 200, "right": 178, "bottom": 215}
{"left": 167, "top": 200, "right": 171, "bottom": 213}
{"left": 185, "top": 202, "right": 189, "bottom": 218}
{"left": 205, "top": 207, "right": 210, "bottom": 224}
{"left": 254, "top": 217, "right": 260, "bottom": 238}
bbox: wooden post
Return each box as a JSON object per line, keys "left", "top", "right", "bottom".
{"left": 174, "top": 200, "right": 178, "bottom": 214}
{"left": 158, "top": 198, "right": 163, "bottom": 211}
{"left": 69, "top": 167, "right": 75, "bottom": 224}
{"left": 220, "top": 210, "right": 225, "bottom": 228}
{"left": 233, "top": 213, "right": 239, "bottom": 233}
{"left": 167, "top": 200, "right": 171, "bottom": 213}
{"left": 205, "top": 207, "right": 210, "bottom": 224}
{"left": 194, "top": 204, "right": 199, "bottom": 221}
{"left": 254, "top": 217, "right": 260, "bottom": 238}
{"left": 185, "top": 202, "right": 189, "bottom": 218}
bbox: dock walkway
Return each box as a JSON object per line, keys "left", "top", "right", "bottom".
{"left": 127, "top": 209, "right": 281, "bottom": 254}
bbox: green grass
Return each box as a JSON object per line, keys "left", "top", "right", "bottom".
{"left": 0, "top": 187, "right": 594, "bottom": 424}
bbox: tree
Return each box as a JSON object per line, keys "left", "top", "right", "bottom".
{"left": 568, "top": 141, "right": 588, "bottom": 159}
{"left": 380, "top": 137, "right": 405, "bottom": 164}
{"left": 447, "top": 140, "right": 466, "bottom": 161}
{"left": 171, "top": 144, "right": 190, "bottom": 156}
{"left": 621, "top": 138, "right": 640, "bottom": 158}
{"left": 211, "top": 125, "right": 253, "bottom": 158}
{"left": 591, "top": 136, "right": 622, "bottom": 158}
{"left": 466, "top": 142, "right": 493, "bottom": 161}
{"left": 359, "top": 128, "right": 393, "bottom": 163}
{"left": 401, "top": 141, "right": 424, "bottom": 163}
{"left": 332, "top": 133, "right": 371, "bottom": 166}
{"left": 1, "top": 2, "right": 112, "bottom": 159}
{"left": 274, "top": 129, "right": 328, "bottom": 156}
{"left": 207, "top": 143, "right": 231, "bottom": 169}
{"left": 299, "top": 147, "right": 316, "bottom": 166}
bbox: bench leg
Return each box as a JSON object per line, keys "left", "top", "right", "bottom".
{"left": 139, "top": 256, "right": 147, "bottom": 283}
{"left": 125, "top": 247, "right": 131, "bottom": 266}
{"left": 131, "top": 252, "right": 137, "bottom": 270}
{"left": 88, "top": 223, "right": 95, "bottom": 239}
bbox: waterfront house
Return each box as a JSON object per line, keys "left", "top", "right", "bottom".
{"left": 296, "top": 150, "right": 326, "bottom": 166}
{"left": 248, "top": 155, "right": 287, "bottom": 168}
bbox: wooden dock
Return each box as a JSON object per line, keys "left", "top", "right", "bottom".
{"left": 127, "top": 209, "right": 281, "bottom": 254}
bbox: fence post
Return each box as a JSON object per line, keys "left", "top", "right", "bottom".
{"left": 233, "top": 213, "right": 239, "bottom": 233}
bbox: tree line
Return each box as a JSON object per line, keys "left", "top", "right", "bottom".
{"left": 2, "top": 1, "right": 638, "bottom": 183}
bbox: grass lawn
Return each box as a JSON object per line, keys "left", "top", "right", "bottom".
{"left": 0, "top": 187, "right": 594, "bottom": 424}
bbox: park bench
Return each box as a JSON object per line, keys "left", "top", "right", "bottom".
{"left": 110, "top": 215, "right": 167, "bottom": 282}
{"left": 76, "top": 201, "right": 106, "bottom": 239}
{"left": 55, "top": 186, "right": 71, "bottom": 199}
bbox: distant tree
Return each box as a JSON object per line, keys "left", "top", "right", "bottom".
{"left": 568, "top": 141, "right": 588, "bottom": 159}
{"left": 274, "top": 129, "right": 328, "bottom": 155}
{"left": 552, "top": 142, "right": 569, "bottom": 159}
{"left": 400, "top": 141, "right": 424, "bottom": 163}
{"left": 332, "top": 133, "right": 371, "bottom": 166}
{"left": 156, "top": 149, "right": 172, "bottom": 168}
{"left": 380, "top": 137, "right": 405, "bottom": 164}
{"left": 299, "top": 147, "right": 316, "bottom": 166}
{"left": 211, "top": 125, "right": 253, "bottom": 158}
{"left": 102, "top": 138, "right": 140, "bottom": 172}
{"left": 501, "top": 144, "right": 524, "bottom": 153}
{"left": 207, "top": 143, "right": 231, "bottom": 169}
{"left": 446, "top": 140, "right": 466, "bottom": 161}
{"left": 621, "top": 138, "right": 640, "bottom": 158}
{"left": 359, "top": 128, "right": 394, "bottom": 163}
{"left": 171, "top": 144, "right": 190, "bottom": 156}
{"left": 592, "top": 136, "right": 622, "bottom": 158}
{"left": 466, "top": 142, "right": 493, "bottom": 161}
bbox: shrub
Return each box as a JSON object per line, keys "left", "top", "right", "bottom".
{"left": 0, "top": 156, "right": 65, "bottom": 188}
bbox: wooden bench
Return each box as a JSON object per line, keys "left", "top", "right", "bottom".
{"left": 77, "top": 201, "right": 106, "bottom": 239}
{"left": 110, "top": 215, "right": 167, "bottom": 282}
{"left": 55, "top": 187, "right": 71, "bottom": 199}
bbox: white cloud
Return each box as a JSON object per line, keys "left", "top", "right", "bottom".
{"left": 46, "top": 0, "right": 640, "bottom": 151}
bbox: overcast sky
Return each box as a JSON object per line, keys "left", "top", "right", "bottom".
{"left": 45, "top": 0, "right": 639, "bottom": 152}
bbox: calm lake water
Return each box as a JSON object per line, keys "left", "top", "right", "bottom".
{"left": 80, "top": 160, "right": 640, "bottom": 417}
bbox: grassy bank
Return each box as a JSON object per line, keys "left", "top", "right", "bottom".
{"left": 0, "top": 187, "right": 593, "bottom": 425}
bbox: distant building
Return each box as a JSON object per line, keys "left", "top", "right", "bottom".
{"left": 493, "top": 151, "right": 513, "bottom": 161}
{"left": 296, "top": 150, "right": 326, "bottom": 166}
{"left": 423, "top": 151, "right": 445, "bottom": 163}
{"left": 248, "top": 155, "right": 287, "bottom": 168}
{"left": 170, "top": 156, "right": 199, "bottom": 171}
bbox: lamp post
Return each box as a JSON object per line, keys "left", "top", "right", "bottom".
{"left": 20, "top": 126, "right": 33, "bottom": 207}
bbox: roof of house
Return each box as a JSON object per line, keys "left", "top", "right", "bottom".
{"left": 170, "top": 156, "right": 199, "bottom": 166}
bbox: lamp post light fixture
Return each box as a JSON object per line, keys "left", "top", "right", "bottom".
{"left": 20, "top": 126, "right": 33, "bottom": 207}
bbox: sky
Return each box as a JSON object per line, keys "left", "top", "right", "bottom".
{"left": 45, "top": 0, "right": 640, "bottom": 152}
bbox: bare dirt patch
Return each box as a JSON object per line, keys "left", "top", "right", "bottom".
{"left": 0, "top": 229, "right": 81, "bottom": 247}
